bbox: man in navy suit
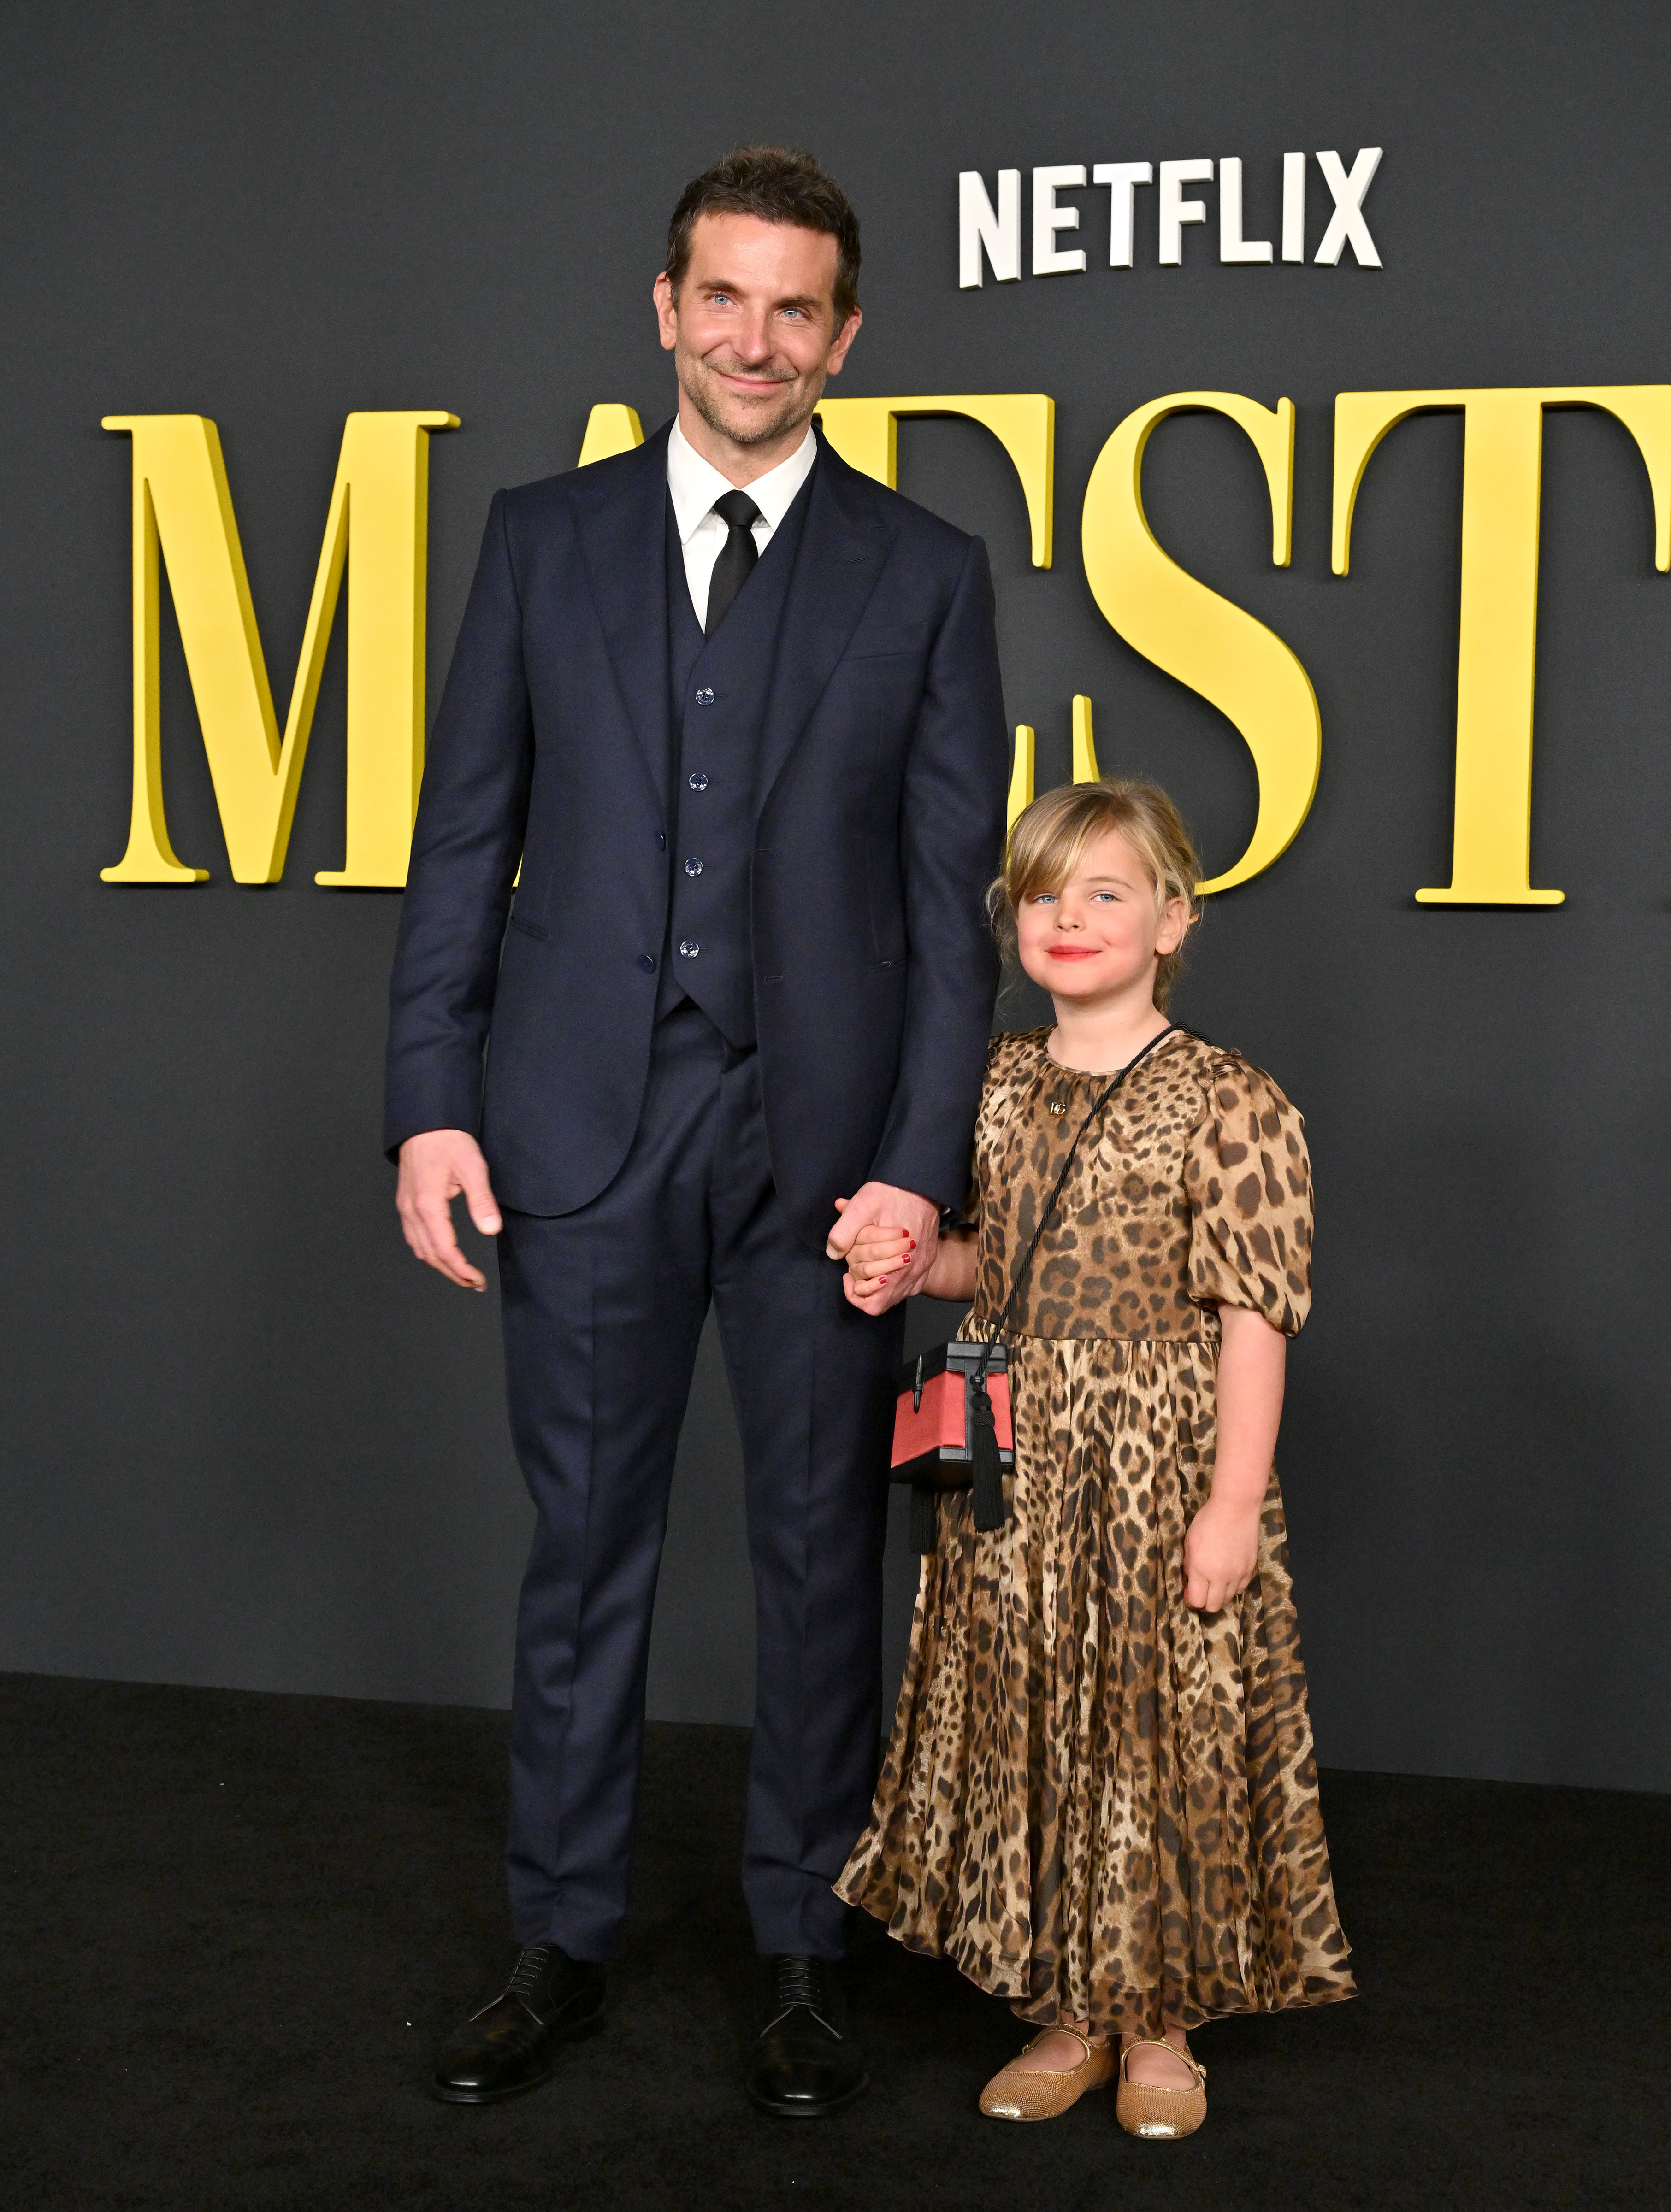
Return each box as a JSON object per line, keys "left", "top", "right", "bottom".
{"left": 386, "top": 145, "right": 1007, "bottom": 2115}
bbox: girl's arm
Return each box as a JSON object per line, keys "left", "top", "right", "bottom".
{"left": 843, "top": 1224, "right": 978, "bottom": 1311}
{"left": 1183, "top": 1304, "right": 1287, "bottom": 1612}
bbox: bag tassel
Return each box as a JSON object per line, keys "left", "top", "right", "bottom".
{"left": 968, "top": 1377, "right": 1005, "bottom": 1533}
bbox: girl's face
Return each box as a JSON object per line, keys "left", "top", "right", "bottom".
{"left": 1015, "top": 827, "right": 1189, "bottom": 1007}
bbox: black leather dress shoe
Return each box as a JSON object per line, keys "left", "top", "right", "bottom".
{"left": 432, "top": 1943, "right": 606, "bottom": 2104}
{"left": 747, "top": 1955, "right": 868, "bottom": 2118}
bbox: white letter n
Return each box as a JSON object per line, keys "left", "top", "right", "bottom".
{"left": 959, "top": 170, "right": 1021, "bottom": 287}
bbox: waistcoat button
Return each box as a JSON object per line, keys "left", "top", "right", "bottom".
{"left": 694, "top": 687, "right": 715, "bottom": 705}
{"left": 656, "top": 830, "right": 667, "bottom": 850}
{"left": 684, "top": 857, "right": 703, "bottom": 876}
{"left": 637, "top": 953, "right": 656, "bottom": 974}
{"left": 688, "top": 771, "right": 709, "bottom": 791}
{"left": 679, "top": 939, "right": 700, "bottom": 958}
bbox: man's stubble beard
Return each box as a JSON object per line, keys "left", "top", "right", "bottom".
{"left": 679, "top": 346, "right": 825, "bottom": 450}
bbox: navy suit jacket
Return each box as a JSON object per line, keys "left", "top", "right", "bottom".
{"left": 384, "top": 420, "right": 1009, "bottom": 1250}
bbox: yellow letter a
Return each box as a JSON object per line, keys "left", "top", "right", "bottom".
{"left": 100, "top": 409, "right": 458, "bottom": 885}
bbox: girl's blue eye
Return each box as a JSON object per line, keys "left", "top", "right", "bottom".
{"left": 1033, "top": 894, "right": 1057, "bottom": 906}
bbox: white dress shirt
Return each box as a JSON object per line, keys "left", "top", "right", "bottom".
{"left": 666, "top": 417, "right": 818, "bottom": 629}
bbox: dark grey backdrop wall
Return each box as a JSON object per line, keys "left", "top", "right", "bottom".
{"left": 3, "top": 0, "right": 1668, "bottom": 1791}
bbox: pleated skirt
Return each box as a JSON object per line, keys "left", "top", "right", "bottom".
{"left": 836, "top": 1334, "right": 1356, "bottom": 2037}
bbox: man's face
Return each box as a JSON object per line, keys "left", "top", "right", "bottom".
{"left": 654, "top": 212, "right": 862, "bottom": 449}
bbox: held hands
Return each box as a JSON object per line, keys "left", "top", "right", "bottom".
{"left": 1182, "top": 1494, "right": 1262, "bottom": 1614}
{"left": 827, "top": 1182, "right": 940, "bottom": 1313}
{"left": 396, "top": 1129, "right": 503, "bottom": 1291}
{"left": 841, "top": 1220, "right": 917, "bottom": 1312}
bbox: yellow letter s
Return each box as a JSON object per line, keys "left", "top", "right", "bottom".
{"left": 1080, "top": 392, "right": 1321, "bottom": 894}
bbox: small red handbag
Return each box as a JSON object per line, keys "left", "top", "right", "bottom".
{"left": 890, "top": 1341, "right": 1014, "bottom": 1552}
{"left": 888, "top": 1024, "right": 1178, "bottom": 1553}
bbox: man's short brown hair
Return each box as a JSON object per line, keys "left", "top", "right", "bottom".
{"left": 665, "top": 145, "right": 861, "bottom": 324}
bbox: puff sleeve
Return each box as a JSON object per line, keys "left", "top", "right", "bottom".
{"left": 1185, "top": 1058, "right": 1312, "bottom": 1336}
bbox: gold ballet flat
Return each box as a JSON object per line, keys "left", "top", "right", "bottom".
{"left": 978, "top": 2030, "right": 1115, "bottom": 2122}
{"left": 1116, "top": 2037, "right": 1207, "bottom": 2138}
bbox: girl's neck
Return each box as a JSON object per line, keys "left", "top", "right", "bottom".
{"left": 1048, "top": 985, "right": 1171, "bottom": 1074}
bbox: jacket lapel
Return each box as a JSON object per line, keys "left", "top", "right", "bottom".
{"left": 756, "top": 439, "right": 898, "bottom": 816}
{"left": 573, "top": 422, "right": 674, "bottom": 813}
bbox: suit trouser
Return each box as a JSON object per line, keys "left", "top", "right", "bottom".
{"left": 496, "top": 1001, "right": 903, "bottom": 1962}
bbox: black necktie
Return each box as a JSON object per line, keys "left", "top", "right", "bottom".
{"left": 703, "top": 489, "right": 761, "bottom": 637}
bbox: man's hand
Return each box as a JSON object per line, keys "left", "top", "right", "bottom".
{"left": 396, "top": 1130, "right": 503, "bottom": 1291}
{"left": 827, "top": 1182, "right": 939, "bottom": 1312}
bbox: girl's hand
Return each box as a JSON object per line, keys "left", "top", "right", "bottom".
{"left": 1183, "top": 1495, "right": 1262, "bottom": 1613}
{"left": 842, "top": 1224, "right": 915, "bottom": 1312}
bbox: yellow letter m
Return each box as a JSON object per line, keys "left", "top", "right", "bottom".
{"left": 101, "top": 409, "right": 458, "bottom": 885}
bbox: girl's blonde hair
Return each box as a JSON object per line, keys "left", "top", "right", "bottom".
{"left": 989, "top": 778, "right": 1201, "bottom": 1011}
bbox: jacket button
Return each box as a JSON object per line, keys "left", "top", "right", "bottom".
{"left": 695, "top": 687, "right": 715, "bottom": 706}
{"left": 684, "top": 856, "right": 703, "bottom": 876}
{"left": 688, "top": 771, "right": 709, "bottom": 791}
{"left": 637, "top": 953, "right": 656, "bottom": 973}
{"left": 656, "top": 830, "right": 667, "bottom": 850}
{"left": 679, "top": 939, "right": 700, "bottom": 958}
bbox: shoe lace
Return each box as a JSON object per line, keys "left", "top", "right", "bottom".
{"left": 763, "top": 1954, "right": 848, "bottom": 2043}
{"left": 505, "top": 1945, "right": 555, "bottom": 2002}
{"left": 774, "top": 1956, "right": 823, "bottom": 2011}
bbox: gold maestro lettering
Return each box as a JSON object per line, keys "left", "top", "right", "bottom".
{"left": 1333, "top": 385, "right": 1671, "bottom": 905}
{"left": 101, "top": 409, "right": 458, "bottom": 885}
{"left": 1080, "top": 391, "right": 1322, "bottom": 895}
{"left": 104, "top": 386, "right": 1668, "bottom": 906}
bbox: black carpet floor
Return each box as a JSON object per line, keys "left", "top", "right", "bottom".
{"left": 3, "top": 1674, "right": 1666, "bottom": 2211}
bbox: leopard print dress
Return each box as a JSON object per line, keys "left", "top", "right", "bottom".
{"left": 835, "top": 1025, "right": 1356, "bottom": 2039}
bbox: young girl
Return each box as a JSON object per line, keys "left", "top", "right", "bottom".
{"left": 835, "top": 778, "right": 1354, "bottom": 2137}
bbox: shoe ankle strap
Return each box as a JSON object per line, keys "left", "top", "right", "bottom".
{"left": 1022, "top": 2028, "right": 1098, "bottom": 2065}
{"left": 1119, "top": 2037, "right": 1205, "bottom": 2086}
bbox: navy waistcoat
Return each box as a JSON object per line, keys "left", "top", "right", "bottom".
{"left": 656, "top": 479, "right": 812, "bottom": 1047}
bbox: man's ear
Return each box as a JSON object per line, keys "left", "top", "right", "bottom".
{"left": 825, "top": 305, "right": 863, "bottom": 377}
{"left": 653, "top": 270, "right": 678, "bottom": 353}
